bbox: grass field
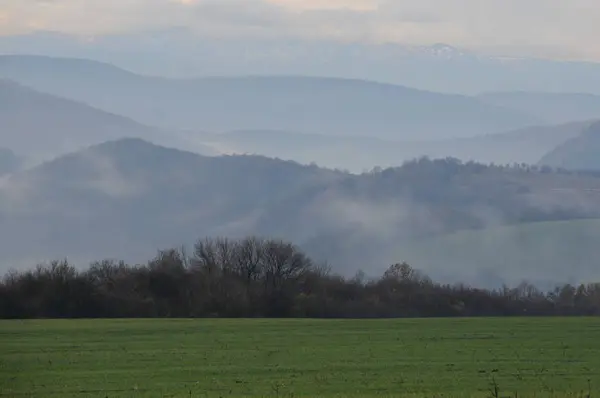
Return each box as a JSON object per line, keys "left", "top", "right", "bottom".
{"left": 1, "top": 318, "right": 600, "bottom": 397}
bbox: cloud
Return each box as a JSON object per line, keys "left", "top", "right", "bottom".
{"left": 1, "top": 0, "right": 600, "bottom": 60}
{"left": 0, "top": 173, "right": 38, "bottom": 212}
{"left": 267, "top": 0, "right": 378, "bottom": 12}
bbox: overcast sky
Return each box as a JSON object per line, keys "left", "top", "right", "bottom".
{"left": 2, "top": 0, "right": 600, "bottom": 61}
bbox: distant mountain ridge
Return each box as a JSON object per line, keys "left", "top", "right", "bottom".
{"left": 3, "top": 31, "right": 600, "bottom": 94}
{"left": 195, "top": 121, "right": 594, "bottom": 172}
{"left": 1, "top": 70, "right": 592, "bottom": 173}
{"left": 0, "top": 55, "right": 541, "bottom": 140}
{"left": 0, "top": 78, "right": 215, "bottom": 162}
{"left": 478, "top": 92, "right": 600, "bottom": 125}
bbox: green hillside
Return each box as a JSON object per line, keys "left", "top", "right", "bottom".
{"left": 395, "top": 219, "right": 600, "bottom": 287}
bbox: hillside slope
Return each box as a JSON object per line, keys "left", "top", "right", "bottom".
{"left": 391, "top": 219, "right": 600, "bottom": 288}
{"left": 479, "top": 92, "right": 600, "bottom": 125}
{"left": 204, "top": 121, "right": 591, "bottom": 172}
{"left": 0, "top": 138, "right": 341, "bottom": 268}
{"left": 0, "top": 55, "right": 541, "bottom": 140}
{"left": 539, "top": 121, "right": 600, "bottom": 171}
{"left": 0, "top": 79, "right": 214, "bottom": 162}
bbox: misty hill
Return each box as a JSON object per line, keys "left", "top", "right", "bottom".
{"left": 0, "top": 79, "right": 215, "bottom": 162}
{"left": 199, "top": 121, "right": 590, "bottom": 172}
{"left": 3, "top": 139, "right": 600, "bottom": 287}
{"left": 0, "top": 55, "right": 541, "bottom": 140}
{"left": 0, "top": 148, "right": 20, "bottom": 176}
{"left": 539, "top": 121, "right": 600, "bottom": 171}
{"left": 392, "top": 219, "right": 600, "bottom": 288}
{"left": 479, "top": 92, "right": 600, "bottom": 125}
{"left": 263, "top": 157, "right": 600, "bottom": 242}
{"left": 5, "top": 31, "right": 600, "bottom": 95}
{"left": 0, "top": 79, "right": 156, "bottom": 160}
{"left": 443, "top": 120, "right": 596, "bottom": 165}
{"left": 0, "top": 138, "right": 341, "bottom": 268}
{"left": 291, "top": 164, "right": 600, "bottom": 287}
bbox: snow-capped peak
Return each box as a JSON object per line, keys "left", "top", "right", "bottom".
{"left": 394, "top": 43, "right": 472, "bottom": 60}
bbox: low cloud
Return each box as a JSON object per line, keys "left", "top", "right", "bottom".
{"left": 79, "top": 151, "right": 145, "bottom": 198}
{"left": 0, "top": 174, "right": 38, "bottom": 212}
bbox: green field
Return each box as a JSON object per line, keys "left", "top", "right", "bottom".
{"left": 1, "top": 318, "right": 600, "bottom": 397}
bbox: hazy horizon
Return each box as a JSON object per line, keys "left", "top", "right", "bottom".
{"left": 2, "top": 0, "right": 600, "bottom": 63}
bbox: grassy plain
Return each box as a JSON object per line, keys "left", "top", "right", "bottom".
{"left": 1, "top": 318, "right": 599, "bottom": 397}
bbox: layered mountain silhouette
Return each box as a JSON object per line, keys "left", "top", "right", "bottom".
{"left": 3, "top": 52, "right": 600, "bottom": 288}
{"left": 0, "top": 55, "right": 541, "bottom": 140}
{"left": 0, "top": 79, "right": 214, "bottom": 162}
{"left": 0, "top": 71, "right": 591, "bottom": 172}
{"left": 201, "top": 121, "right": 593, "bottom": 172}
{"left": 4, "top": 31, "right": 600, "bottom": 95}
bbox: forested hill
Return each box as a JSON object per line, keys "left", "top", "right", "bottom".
{"left": 259, "top": 157, "right": 600, "bottom": 241}
{"left": 2, "top": 138, "right": 600, "bottom": 286}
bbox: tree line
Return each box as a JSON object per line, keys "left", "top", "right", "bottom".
{"left": 2, "top": 236, "right": 600, "bottom": 319}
